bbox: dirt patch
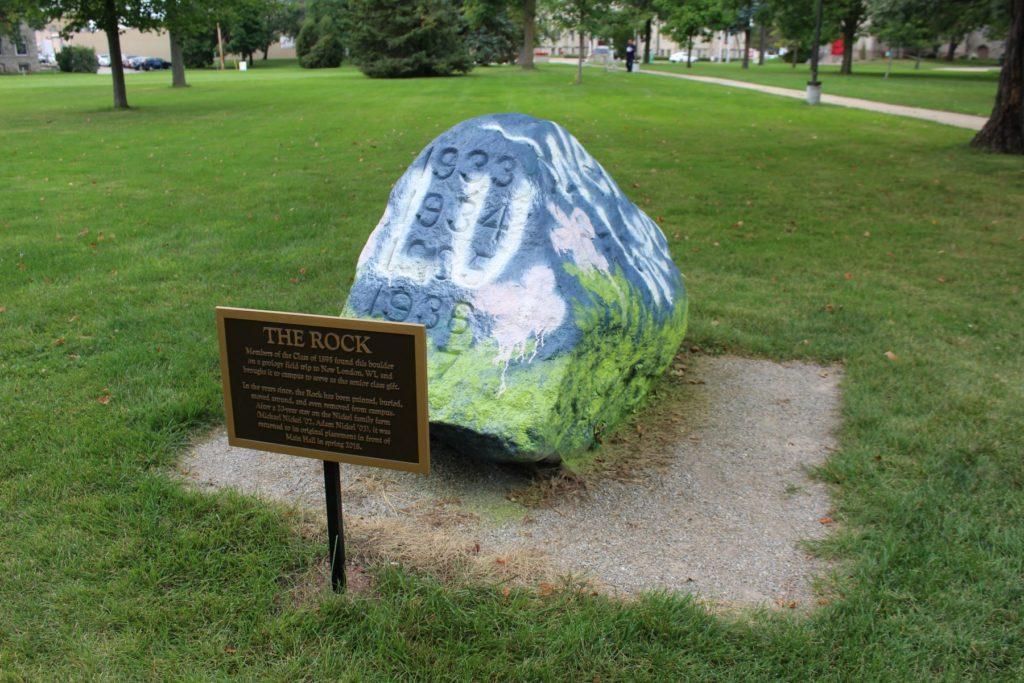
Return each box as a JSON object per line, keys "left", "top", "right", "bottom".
{"left": 180, "top": 355, "right": 841, "bottom": 608}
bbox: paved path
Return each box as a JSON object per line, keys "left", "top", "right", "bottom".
{"left": 547, "top": 58, "right": 986, "bottom": 130}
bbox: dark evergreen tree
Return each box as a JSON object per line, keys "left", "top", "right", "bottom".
{"left": 295, "top": 16, "right": 319, "bottom": 61}
{"left": 297, "top": 0, "right": 345, "bottom": 68}
{"left": 344, "top": 0, "right": 473, "bottom": 77}
{"left": 179, "top": 27, "right": 217, "bottom": 68}
{"left": 465, "top": 0, "right": 519, "bottom": 64}
{"left": 300, "top": 14, "right": 345, "bottom": 67}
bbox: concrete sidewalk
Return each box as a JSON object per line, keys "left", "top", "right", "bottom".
{"left": 547, "top": 58, "right": 986, "bottom": 131}
{"left": 640, "top": 68, "right": 986, "bottom": 130}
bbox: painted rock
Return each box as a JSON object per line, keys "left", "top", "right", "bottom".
{"left": 343, "top": 113, "right": 687, "bottom": 463}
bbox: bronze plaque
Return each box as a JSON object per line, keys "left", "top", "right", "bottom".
{"left": 215, "top": 307, "right": 429, "bottom": 474}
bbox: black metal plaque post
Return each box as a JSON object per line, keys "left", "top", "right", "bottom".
{"left": 323, "top": 460, "right": 346, "bottom": 592}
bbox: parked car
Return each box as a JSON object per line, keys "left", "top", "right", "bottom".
{"left": 97, "top": 53, "right": 110, "bottom": 67}
{"left": 669, "top": 51, "right": 699, "bottom": 63}
{"left": 123, "top": 55, "right": 147, "bottom": 70}
{"left": 140, "top": 57, "right": 171, "bottom": 71}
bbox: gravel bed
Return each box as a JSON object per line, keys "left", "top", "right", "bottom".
{"left": 181, "top": 355, "right": 841, "bottom": 607}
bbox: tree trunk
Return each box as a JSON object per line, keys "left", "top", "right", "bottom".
{"left": 742, "top": 26, "right": 751, "bottom": 68}
{"left": 576, "top": 31, "right": 584, "bottom": 84}
{"left": 758, "top": 24, "right": 766, "bottom": 65}
{"left": 102, "top": 0, "right": 129, "bottom": 109}
{"left": 687, "top": 36, "right": 693, "bottom": 68}
{"left": 170, "top": 31, "right": 187, "bottom": 87}
{"left": 945, "top": 38, "right": 959, "bottom": 61}
{"left": 521, "top": 0, "right": 536, "bottom": 69}
{"left": 839, "top": 33, "right": 854, "bottom": 74}
{"left": 792, "top": 44, "right": 797, "bottom": 68}
{"left": 839, "top": 6, "right": 861, "bottom": 75}
{"left": 972, "top": 0, "right": 1024, "bottom": 154}
{"left": 643, "top": 17, "right": 652, "bottom": 64}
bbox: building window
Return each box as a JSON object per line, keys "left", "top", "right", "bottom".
{"left": 15, "top": 34, "right": 29, "bottom": 56}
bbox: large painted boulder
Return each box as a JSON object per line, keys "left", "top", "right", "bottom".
{"left": 343, "top": 113, "right": 687, "bottom": 463}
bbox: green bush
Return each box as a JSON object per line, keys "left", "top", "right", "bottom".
{"left": 295, "top": 17, "right": 319, "bottom": 62}
{"left": 344, "top": 0, "right": 472, "bottom": 78}
{"left": 56, "top": 46, "right": 98, "bottom": 74}
{"left": 299, "top": 15, "right": 344, "bottom": 68}
{"left": 180, "top": 30, "right": 217, "bottom": 68}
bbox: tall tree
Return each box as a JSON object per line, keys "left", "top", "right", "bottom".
{"left": 223, "top": 0, "right": 274, "bottom": 65}
{"left": 754, "top": 0, "right": 772, "bottom": 64}
{"left": 869, "top": 0, "right": 931, "bottom": 75}
{"left": 771, "top": 0, "right": 841, "bottom": 70}
{"left": 548, "top": 0, "right": 612, "bottom": 83}
{"left": 1, "top": 0, "right": 45, "bottom": 41}
{"left": 836, "top": 0, "right": 867, "bottom": 74}
{"left": 465, "top": 0, "right": 520, "bottom": 64}
{"left": 163, "top": 0, "right": 225, "bottom": 87}
{"left": 972, "top": 0, "right": 1023, "bottom": 153}
{"left": 656, "top": 0, "right": 715, "bottom": 68}
{"left": 628, "top": 0, "right": 657, "bottom": 64}
{"left": 344, "top": 0, "right": 473, "bottom": 78}
{"left": 36, "top": 0, "right": 165, "bottom": 108}
{"left": 521, "top": 0, "right": 536, "bottom": 68}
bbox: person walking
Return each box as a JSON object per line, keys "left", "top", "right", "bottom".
{"left": 625, "top": 38, "right": 636, "bottom": 72}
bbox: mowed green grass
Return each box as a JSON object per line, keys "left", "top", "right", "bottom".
{"left": 644, "top": 58, "right": 999, "bottom": 116}
{"left": 1, "top": 65, "right": 1023, "bottom": 679}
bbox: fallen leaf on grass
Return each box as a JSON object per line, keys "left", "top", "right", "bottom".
{"left": 502, "top": 586, "right": 511, "bottom": 598}
{"left": 0, "top": 306, "right": 5, "bottom": 314}
{"left": 538, "top": 582, "right": 556, "bottom": 597}
{"left": 818, "top": 516, "right": 834, "bottom": 525}
{"left": 97, "top": 395, "right": 111, "bottom": 405}
{"left": 843, "top": 272, "right": 853, "bottom": 281}
{"left": 884, "top": 351, "right": 899, "bottom": 362}
{"left": 494, "top": 557, "right": 507, "bottom": 565}
{"left": 53, "top": 338, "right": 65, "bottom": 346}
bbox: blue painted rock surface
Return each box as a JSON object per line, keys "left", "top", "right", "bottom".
{"left": 344, "top": 113, "right": 687, "bottom": 463}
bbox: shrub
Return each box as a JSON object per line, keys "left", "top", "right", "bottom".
{"left": 181, "top": 30, "right": 217, "bottom": 69}
{"left": 295, "top": 17, "right": 319, "bottom": 62}
{"left": 344, "top": 0, "right": 472, "bottom": 78}
{"left": 56, "top": 46, "right": 98, "bottom": 73}
{"left": 299, "top": 15, "right": 345, "bottom": 68}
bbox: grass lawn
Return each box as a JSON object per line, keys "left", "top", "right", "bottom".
{"left": 643, "top": 58, "right": 1000, "bottom": 116}
{"left": 1, "top": 64, "right": 1023, "bottom": 679}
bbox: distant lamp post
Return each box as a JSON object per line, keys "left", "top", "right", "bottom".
{"left": 807, "top": 0, "right": 824, "bottom": 105}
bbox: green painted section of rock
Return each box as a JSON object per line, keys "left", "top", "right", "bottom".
{"left": 398, "top": 268, "right": 688, "bottom": 463}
